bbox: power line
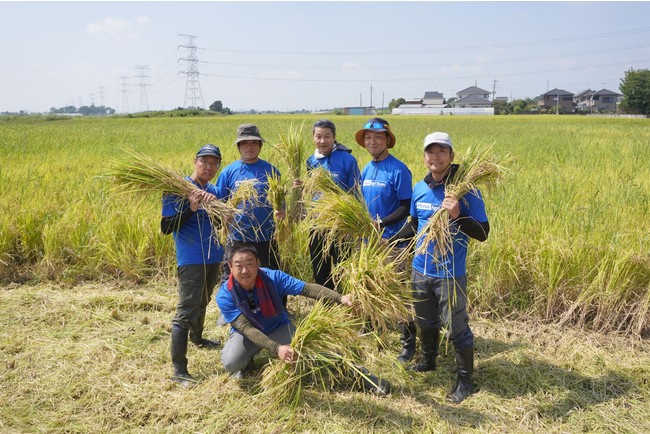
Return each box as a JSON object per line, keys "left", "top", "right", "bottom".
{"left": 118, "top": 76, "right": 130, "bottom": 113}
{"left": 202, "top": 26, "right": 650, "bottom": 56}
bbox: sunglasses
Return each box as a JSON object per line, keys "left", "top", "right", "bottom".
{"left": 364, "top": 121, "right": 388, "bottom": 130}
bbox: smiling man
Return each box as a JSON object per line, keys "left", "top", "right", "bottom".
{"left": 161, "top": 144, "right": 224, "bottom": 386}
{"left": 392, "top": 131, "right": 490, "bottom": 403}
{"left": 216, "top": 124, "right": 282, "bottom": 285}
{"left": 354, "top": 117, "right": 416, "bottom": 364}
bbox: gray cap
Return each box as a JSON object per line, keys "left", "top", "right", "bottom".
{"left": 234, "top": 124, "right": 265, "bottom": 144}
{"left": 423, "top": 132, "right": 453, "bottom": 150}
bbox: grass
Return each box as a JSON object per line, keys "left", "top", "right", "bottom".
{"left": 1, "top": 280, "right": 648, "bottom": 432}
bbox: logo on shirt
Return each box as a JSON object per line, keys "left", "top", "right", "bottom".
{"left": 416, "top": 202, "right": 439, "bottom": 212}
{"left": 363, "top": 180, "right": 387, "bottom": 188}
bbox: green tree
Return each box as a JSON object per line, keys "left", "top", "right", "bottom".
{"left": 209, "top": 100, "right": 223, "bottom": 112}
{"left": 619, "top": 68, "right": 650, "bottom": 115}
{"left": 388, "top": 98, "right": 406, "bottom": 111}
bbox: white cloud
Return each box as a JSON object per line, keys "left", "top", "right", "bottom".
{"left": 86, "top": 16, "right": 150, "bottom": 40}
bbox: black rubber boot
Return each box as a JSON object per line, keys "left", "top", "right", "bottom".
{"left": 396, "top": 322, "right": 417, "bottom": 364}
{"left": 410, "top": 328, "right": 439, "bottom": 372}
{"left": 171, "top": 324, "right": 196, "bottom": 387}
{"left": 449, "top": 345, "right": 474, "bottom": 403}
{"left": 357, "top": 367, "right": 391, "bottom": 397}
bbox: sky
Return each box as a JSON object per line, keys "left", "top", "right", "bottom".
{"left": 2, "top": 1, "right": 650, "bottom": 113}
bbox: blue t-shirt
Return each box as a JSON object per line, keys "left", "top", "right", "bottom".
{"left": 361, "top": 154, "right": 412, "bottom": 239}
{"left": 161, "top": 177, "right": 224, "bottom": 266}
{"left": 411, "top": 180, "right": 488, "bottom": 278}
{"left": 215, "top": 159, "right": 279, "bottom": 242}
{"left": 306, "top": 147, "right": 360, "bottom": 193}
{"left": 215, "top": 268, "right": 306, "bottom": 334}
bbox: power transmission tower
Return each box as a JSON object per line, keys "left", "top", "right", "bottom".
{"left": 178, "top": 34, "right": 205, "bottom": 109}
{"left": 98, "top": 86, "right": 105, "bottom": 107}
{"left": 134, "top": 65, "right": 150, "bottom": 112}
{"left": 119, "top": 76, "right": 130, "bottom": 113}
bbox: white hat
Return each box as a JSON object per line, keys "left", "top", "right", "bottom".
{"left": 423, "top": 132, "right": 453, "bottom": 150}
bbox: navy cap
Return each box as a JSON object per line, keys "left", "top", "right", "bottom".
{"left": 196, "top": 144, "right": 222, "bottom": 159}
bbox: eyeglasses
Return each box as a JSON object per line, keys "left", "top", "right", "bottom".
{"left": 364, "top": 121, "right": 388, "bottom": 130}
{"left": 197, "top": 157, "right": 221, "bottom": 168}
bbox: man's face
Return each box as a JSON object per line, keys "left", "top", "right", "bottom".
{"left": 313, "top": 127, "right": 335, "bottom": 156}
{"left": 363, "top": 130, "right": 389, "bottom": 160}
{"left": 193, "top": 156, "right": 221, "bottom": 184}
{"left": 238, "top": 140, "right": 262, "bottom": 163}
{"left": 424, "top": 144, "right": 454, "bottom": 178}
{"left": 228, "top": 251, "right": 259, "bottom": 290}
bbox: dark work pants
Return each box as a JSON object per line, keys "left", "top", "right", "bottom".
{"left": 173, "top": 263, "right": 221, "bottom": 343}
{"left": 308, "top": 232, "right": 340, "bottom": 292}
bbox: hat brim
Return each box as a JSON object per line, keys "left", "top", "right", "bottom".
{"left": 424, "top": 141, "right": 453, "bottom": 151}
{"left": 234, "top": 136, "right": 265, "bottom": 145}
{"left": 196, "top": 151, "right": 222, "bottom": 158}
{"left": 355, "top": 129, "right": 396, "bottom": 148}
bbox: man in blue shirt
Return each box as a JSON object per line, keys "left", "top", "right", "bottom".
{"left": 161, "top": 144, "right": 224, "bottom": 386}
{"left": 392, "top": 132, "right": 490, "bottom": 403}
{"left": 216, "top": 243, "right": 390, "bottom": 396}
{"left": 355, "top": 117, "right": 416, "bottom": 364}
{"left": 306, "top": 119, "right": 361, "bottom": 290}
{"left": 216, "top": 124, "right": 282, "bottom": 284}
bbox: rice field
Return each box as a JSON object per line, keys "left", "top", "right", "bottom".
{"left": 1, "top": 114, "right": 649, "bottom": 432}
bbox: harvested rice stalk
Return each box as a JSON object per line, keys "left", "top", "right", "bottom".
{"left": 333, "top": 238, "right": 412, "bottom": 333}
{"left": 268, "top": 122, "right": 308, "bottom": 224}
{"left": 259, "top": 301, "right": 363, "bottom": 409}
{"left": 415, "top": 143, "right": 508, "bottom": 262}
{"left": 302, "top": 169, "right": 380, "bottom": 254}
{"left": 105, "top": 149, "right": 248, "bottom": 242}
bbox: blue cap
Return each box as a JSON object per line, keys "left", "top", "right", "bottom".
{"left": 196, "top": 144, "right": 222, "bottom": 159}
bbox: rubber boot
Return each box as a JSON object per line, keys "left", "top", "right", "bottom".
{"left": 171, "top": 324, "right": 196, "bottom": 387}
{"left": 410, "top": 328, "right": 439, "bottom": 372}
{"left": 449, "top": 345, "right": 474, "bottom": 403}
{"left": 357, "top": 366, "right": 391, "bottom": 397}
{"left": 396, "top": 322, "right": 417, "bottom": 363}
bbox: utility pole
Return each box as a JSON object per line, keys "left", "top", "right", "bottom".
{"left": 360, "top": 93, "right": 362, "bottom": 106}
{"left": 381, "top": 92, "right": 385, "bottom": 112}
{"left": 178, "top": 34, "right": 205, "bottom": 109}
{"left": 492, "top": 79, "right": 498, "bottom": 101}
{"left": 370, "top": 83, "right": 373, "bottom": 108}
{"left": 119, "top": 76, "right": 130, "bottom": 113}
{"left": 134, "top": 65, "right": 150, "bottom": 112}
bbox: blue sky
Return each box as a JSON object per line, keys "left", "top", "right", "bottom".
{"left": 2, "top": 1, "right": 650, "bottom": 113}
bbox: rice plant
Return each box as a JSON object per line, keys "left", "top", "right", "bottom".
{"left": 258, "top": 301, "right": 365, "bottom": 410}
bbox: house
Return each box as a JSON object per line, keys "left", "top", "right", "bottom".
{"left": 540, "top": 88, "right": 575, "bottom": 112}
{"left": 454, "top": 95, "right": 493, "bottom": 108}
{"left": 422, "top": 91, "right": 445, "bottom": 106}
{"left": 456, "top": 86, "right": 491, "bottom": 100}
{"left": 575, "top": 88, "right": 620, "bottom": 113}
{"left": 452, "top": 85, "right": 492, "bottom": 108}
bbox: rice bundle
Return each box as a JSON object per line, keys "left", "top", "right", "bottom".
{"left": 415, "top": 143, "right": 509, "bottom": 261}
{"left": 333, "top": 238, "right": 412, "bottom": 334}
{"left": 259, "top": 301, "right": 363, "bottom": 409}
{"left": 105, "top": 149, "right": 250, "bottom": 242}
{"left": 302, "top": 167, "right": 380, "bottom": 254}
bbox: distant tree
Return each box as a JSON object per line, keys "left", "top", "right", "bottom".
{"left": 209, "top": 100, "right": 223, "bottom": 112}
{"left": 492, "top": 100, "right": 511, "bottom": 115}
{"left": 446, "top": 97, "right": 457, "bottom": 107}
{"left": 388, "top": 97, "right": 406, "bottom": 111}
{"left": 619, "top": 68, "right": 650, "bottom": 115}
